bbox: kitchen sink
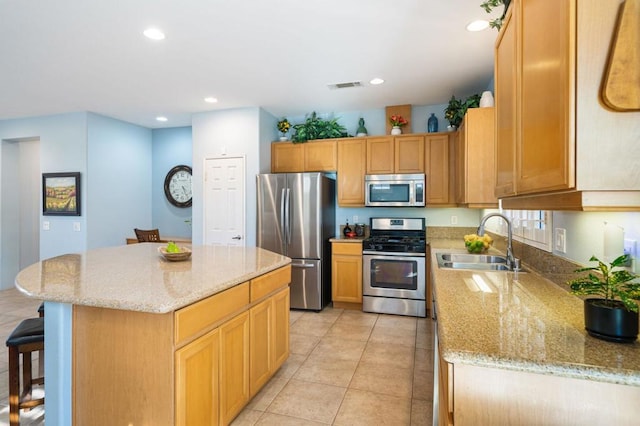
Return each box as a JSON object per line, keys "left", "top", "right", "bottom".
{"left": 436, "top": 252, "right": 525, "bottom": 272}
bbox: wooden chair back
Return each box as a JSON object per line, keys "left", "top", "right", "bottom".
{"left": 134, "top": 228, "right": 160, "bottom": 243}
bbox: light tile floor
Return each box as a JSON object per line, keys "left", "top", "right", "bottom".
{"left": 0, "top": 288, "right": 436, "bottom": 426}
{"left": 232, "top": 307, "right": 435, "bottom": 426}
{"left": 0, "top": 288, "right": 45, "bottom": 426}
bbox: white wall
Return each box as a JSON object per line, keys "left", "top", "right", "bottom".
{"left": 191, "top": 107, "right": 268, "bottom": 246}
{"left": 552, "top": 211, "right": 640, "bottom": 269}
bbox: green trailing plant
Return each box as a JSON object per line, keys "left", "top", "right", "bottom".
{"left": 567, "top": 255, "right": 640, "bottom": 312}
{"left": 444, "top": 94, "right": 481, "bottom": 128}
{"left": 291, "top": 112, "right": 349, "bottom": 143}
{"left": 480, "top": 0, "right": 510, "bottom": 30}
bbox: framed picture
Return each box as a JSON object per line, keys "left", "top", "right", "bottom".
{"left": 42, "top": 172, "right": 81, "bottom": 216}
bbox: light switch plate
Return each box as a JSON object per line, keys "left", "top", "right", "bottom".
{"left": 43, "top": 221, "right": 50, "bottom": 231}
{"left": 554, "top": 228, "right": 566, "bottom": 253}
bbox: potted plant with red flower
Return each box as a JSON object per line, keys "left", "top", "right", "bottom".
{"left": 389, "top": 115, "right": 408, "bottom": 135}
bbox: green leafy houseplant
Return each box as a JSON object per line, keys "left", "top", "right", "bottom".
{"left": 480, "top": 0, "right": 511, "bottom": 30}
{"left": 291, "top": 112, "right": 349, "bottom": 143}
{"left": 567, "top": 254, "right": 640, "bottom": 342}
{"left": 444, "top": 94, "right": 481, "bottom": 128}
{"left": 567, "top": 255, "right": 640, "bottom": 312}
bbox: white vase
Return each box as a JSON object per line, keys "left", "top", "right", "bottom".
{"left": 480, "top": 91, "right": 495, "bottom": 107}
{"left": 391, "top": 126, "right": 402, "bottom": 135}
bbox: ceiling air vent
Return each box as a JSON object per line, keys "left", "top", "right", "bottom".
{"left": 327, "top": 81, "right": 363, "bottom": 90}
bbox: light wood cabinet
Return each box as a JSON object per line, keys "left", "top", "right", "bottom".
{"left": 438, "top": 361, "right": 640, "bottom": 425}
{"left": 395, "top": 135, "right": 425, "bottom": 174}
{"left": 271, "top": 142, "right": 304, "bottom": 172}
{"left": 494, "top": 2, "right": 517, "bottom": 198}
{"left": 176, "top": 329, "right": 220, "bottom": 426}
{"left": 455, "top": 108, "right": 498, "bottom": 208}
{"left": 425, "top": 133, "right": 454, "bottom": 205}
{"left": 73, "top": 265, "right": 291, "bottom": 426}
{"left": 366, "top": 135, "right": 425, "bottom": 174}
{"left": 331, "top": 241, "right": 363, "bottom": 309}
{"left": 303, "top": 140, "right": 337, "bottom": 171}
{"left": 219, "top": 311, "right": 250, "bottom": 425}
{"left": 249, "top": 287, "right": 290, "bottom": 398}
{"left": 271, "top": 140, "right": 337, "bottom": 173}
{"left": 496, "top": 0, "right": 640, "bottom": 210}
{"left": 337, "top": 138, "right": 367, "bottom": 206}
{"left": 366, "top": 136, "right": 395, "bottom": 174}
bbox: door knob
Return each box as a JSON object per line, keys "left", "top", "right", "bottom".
{"left": 232, "top": 235, "right": 242, "bottom": 240}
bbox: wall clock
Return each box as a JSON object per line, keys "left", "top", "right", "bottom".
{"left": 164, "top": 165, "right": 192, "bottom": 207}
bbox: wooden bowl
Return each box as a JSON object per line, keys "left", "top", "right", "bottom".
{"left": 158, "top": 246, "right": 192, "bottom": 262}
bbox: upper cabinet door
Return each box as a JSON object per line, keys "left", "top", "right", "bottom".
{"left": 366, "top": 137, "right": 395, "bottom": 174}
{"left": 304, "top": 140, "right": 337, "bottom": 172}
{"left": 395, "top": 135, "right": 425, "bottom": 174}
{"left": 517, "top": 0, "right": 575, "bottom": 194}
{"left": 271, "top": 142, "right": 304, "bottom": 173}
{"left": 494, "top": 2, "right": 517, "bottom": 198}
{"left": 337, "top": 139, "right": 367, "bottom": 206}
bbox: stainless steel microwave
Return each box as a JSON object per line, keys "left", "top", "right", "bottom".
{"left": 365, "top": 174, "right": 426, "bottom": 207}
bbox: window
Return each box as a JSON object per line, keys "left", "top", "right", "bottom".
{"left": 483, "top": 208, "right": 553, "bottom": 252}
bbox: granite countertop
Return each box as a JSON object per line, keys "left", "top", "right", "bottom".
{"left": 15, "top": 244, "right": 291, "bottom": 314}
{"left": 430, "top": 238, "right": 640, "bottom": 387}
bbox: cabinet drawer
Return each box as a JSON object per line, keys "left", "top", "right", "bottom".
{"left": 332, "top": 242, "right": 363, "bottom": 256}
{"left": 175, "top": 282, "right": 250, "bottom": 345}
{"left": 250, "top": 265, "right": 291, "bottom": 302}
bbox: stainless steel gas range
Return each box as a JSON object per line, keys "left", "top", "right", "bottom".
{"left": 362, "top": 217, "right": 427, "bottom": 317}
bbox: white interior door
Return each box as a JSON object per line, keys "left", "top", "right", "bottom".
{"left": 204, "top": 156, "right": 245, "bottom": 246}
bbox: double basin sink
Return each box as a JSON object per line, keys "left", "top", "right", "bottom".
{"left": 436, "top": 252, "right": 524, "bottom": 272}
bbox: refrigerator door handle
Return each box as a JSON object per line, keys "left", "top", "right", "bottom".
{"left": 280, "top": 188, "right": 287, "bottom": 247}
{"left": 291, "top": 262, "right": 316, "bottom": 269}
{"left": 284, "top": 188, "right": 291, "bottom": 245}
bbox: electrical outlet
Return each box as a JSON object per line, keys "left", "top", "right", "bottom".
{"left": 353, "top": 215, "right": 359, "bottom": 223}
{"left": 555, "top": 228, "right": 566, "bottom": 253}
{"left": 73, "top": 222, "right": 81, "bottom": 232}
{"left": 43, "top": 221, "right": 50, "bottom": 231}
{"left": 451, "top": 215, "right": 458, "bottom": 225}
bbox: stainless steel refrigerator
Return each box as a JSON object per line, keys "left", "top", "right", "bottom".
{"left": 257, "top": 173, "right": 336, "bottom": 310}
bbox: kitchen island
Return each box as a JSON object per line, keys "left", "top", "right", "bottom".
{"left": 15, "top": 243, "right": 291, "bottom": 426}
{"left": 430, "top": 239, "right": 640, "bottom": 425}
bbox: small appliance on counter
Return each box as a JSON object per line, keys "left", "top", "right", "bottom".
{"left": 362, "top": 217, "right": 427, "bottom": 317}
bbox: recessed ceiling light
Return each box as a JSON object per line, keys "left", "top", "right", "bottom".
{"left": 370, "top": 78, "right": 385, "bottom": 85}
{"left": 466, "top": 20, "right": 489, "bottom": 31}
{"left": 204, "top": 97, "right": 218, "bottom": 103}
{"left": 143, "top": 28, "right": 166, "bottom": 40}
{"left": 156, "top": 116, "right": 168, "bottom": 122}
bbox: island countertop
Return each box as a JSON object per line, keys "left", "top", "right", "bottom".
{"left": 430, "top": 239, "right": 640, "bottom": 387}
{"left": 15, "top": 243, "right": 291, "bottom": 314}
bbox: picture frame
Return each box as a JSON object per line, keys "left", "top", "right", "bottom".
{"left": 42, "top": 172, "right": 81, "bottom": 216}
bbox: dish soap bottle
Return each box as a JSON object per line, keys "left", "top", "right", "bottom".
{"left": 343, "top": 220, "right": 352, "bottom": 237}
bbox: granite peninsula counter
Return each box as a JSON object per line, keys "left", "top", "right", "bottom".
{"left": 15, "top": 243, "right": 292, "bottom": 426}
{"left": 16, "top": 243, "right": 291, "bottom": 313}
{"left": 429, "top": 239, "right": 640, "bottom": 425}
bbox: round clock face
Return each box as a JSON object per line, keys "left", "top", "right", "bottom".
{"left": 164, "top": 165, "right": 192, "bottom": 208}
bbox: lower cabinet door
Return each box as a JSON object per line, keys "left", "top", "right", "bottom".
{"left": 249, "top": 298, "right": 273, "bottom": 397}
{"left": 272, "top": 288, "right": 290, "bottom": 370}
{"left": 175, "top": 328, "right": 220, "bottom": 426}
{"left": 219, "top": 311, "right": 250, "bottom": 425}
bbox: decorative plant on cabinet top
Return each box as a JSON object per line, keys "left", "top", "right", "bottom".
{"left": 480, "top": 0, "right": 511, "bottom": 30}
{"left": 291, "top": 112, "right": 349, "bottom": 143}
{"left": 444, "top": 94, "right": 481, "bottom": 129}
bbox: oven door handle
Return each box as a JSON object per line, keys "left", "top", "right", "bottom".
{"left": 363, "top": 250, "right": 426, "bottom": 257}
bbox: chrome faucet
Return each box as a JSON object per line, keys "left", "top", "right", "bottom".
{"left": 477, "top": 213, "right": 519, "bottom": 271}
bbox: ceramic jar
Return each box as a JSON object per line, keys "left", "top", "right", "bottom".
{"left": 391, "top": 126, "right": 402, "bottom": 135}
{"left": 480, "top": 91, "right": 495, "bottom": 107}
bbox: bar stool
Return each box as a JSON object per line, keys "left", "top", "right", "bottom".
{"left": 6, "top": 317, "right": 45, "bottom": 426}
